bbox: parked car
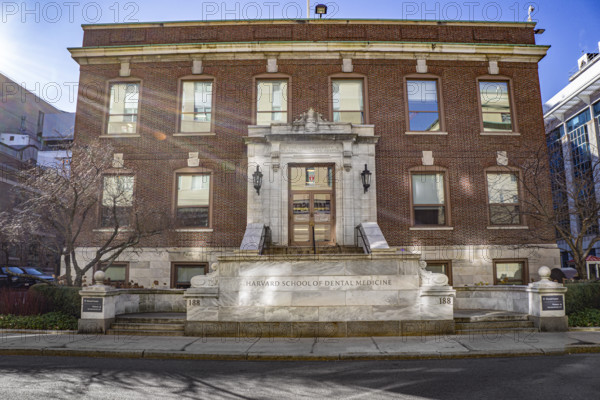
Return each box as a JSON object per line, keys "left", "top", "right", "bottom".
{"left": 0, "top": 269, "right": 8, "bottom": 287}
{"left": 0, "top": 266, "right": 36, "bottom": 288}
{"left": 21, "top": 267, "right": 55, "bottom": 283}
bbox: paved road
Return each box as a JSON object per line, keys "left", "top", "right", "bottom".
{"left": 0, "top": 354, "right": 598, "bottom": 399}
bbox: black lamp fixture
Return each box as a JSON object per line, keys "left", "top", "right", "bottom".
{"left": 253, "top": 165, "right": 263, "bottom": 195}
{"left": 315, "top": 4, "right": 327, "bottom": 18}
{"left": 361, "top": 164, "right": 371, "bottom": 194}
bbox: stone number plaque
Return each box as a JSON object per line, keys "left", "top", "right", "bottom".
{"left": 439, "top": 297, "right": 453, "bottom": 305}
{"left": 82, "top": 298, "right": 103, "bottom": 313}
{"left": 541, "top": 295, "right": 564, "bottom": 311}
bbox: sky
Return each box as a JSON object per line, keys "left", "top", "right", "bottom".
{"left": 1, "top": 0, "right": 599, "bottom": 112}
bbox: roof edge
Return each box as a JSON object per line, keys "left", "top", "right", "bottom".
{"left": 81, "top": 18, "right": 537, "bottom": 30}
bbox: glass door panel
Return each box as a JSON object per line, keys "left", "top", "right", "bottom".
{"left": 289, "top": 165, "right": 335, "bottom": 247}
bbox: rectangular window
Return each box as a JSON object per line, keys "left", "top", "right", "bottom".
{"left": 487, "top": 172, "right": 520, "bottom": 225}
{"left": 425, "top": 261, "right": 452, "bottom": 285}
{"left": 172, "top": 263, "right": 208, "bottom": 289}
{"left": 256, "top": 80, "right": 288, "bottom": 125}
{"left": 332, "top": 79, "right": 364, "bottom": 123}
{"left": 98, "top": 263, "right": 129, "bottom": 287}
{"left": 181, "top": 81, "right": 212, "bottom": 132}
{"left": 107, "top": 83, "right": 139, "bottom": 134}
{"left": 566, "top": 109, "right": 591, "bottom": 132}
{"left": 176, "top": 174, "right": 210, "bottom": 227}
{"left": 101, "top": 175, "right": 134, "bottom": 227}
{"left": 412, "top": 173, "right": 446, "bottom": 225}
{"left": 494, "top": 261, "right": 527, "bottom": 285}
{"left": 479, "top": 81, "right": 513, "bottom": 132}
{"left": 406, "top": 80, "right": 440, "bottom": 131}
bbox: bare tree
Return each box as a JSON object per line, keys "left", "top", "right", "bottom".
{"left": 0, "top": 140, "right": 170, "bottom": 287}
{"left": 515, "top": 144, "right": 600, "bottom": 278}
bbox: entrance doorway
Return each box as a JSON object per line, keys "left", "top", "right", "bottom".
{"left": 289, "top": 165, "right": 336, "bottom": 246}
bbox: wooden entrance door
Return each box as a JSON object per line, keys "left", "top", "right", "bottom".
{"left": 289, "top": 165, "right": 336, "bottom": 247}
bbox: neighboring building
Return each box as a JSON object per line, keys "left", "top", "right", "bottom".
{"left": 544, "top": 41, "right": 600, "bottom": 270}
{"left": 68, "top": 19, "right": 557, "bottom": 289}
{"left": 37, "top": 112, "right": 75, "bottom": 168}
{"left": 0, "top": 72, "right": 72, "bottom": 273}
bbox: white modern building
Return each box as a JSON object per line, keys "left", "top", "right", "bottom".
{"left": 544, "top": 41, "right": 600, "bottom": 268}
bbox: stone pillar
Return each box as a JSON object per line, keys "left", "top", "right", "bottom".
{"left": 526, "top": 266, "right": 568, "bottom": 332}
{"left": 78, "top": 271, "right": 119, "bottom": 333}
{"left": 183, "top": 274, "right": 220, "bottom": 336}
{"left": 418, "top": 261, "right": 456, "bottom": 334}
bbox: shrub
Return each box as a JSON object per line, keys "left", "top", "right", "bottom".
{"left": 568, "top": 308, "right": 600, "bottom": 327}
{"left": 565, "top": 282, "right": 600, "bottom": 315}
{"left": 30, "top": 284, "right": 82, "bottom": 318}
{"left": 0, "top": 312, "right": 78, "bottom": 330}
{"left": 0, "top": 288, "right": 51, "bottom": 316}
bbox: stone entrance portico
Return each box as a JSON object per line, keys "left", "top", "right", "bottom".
{"left": 244, "top": 109, "right": 379, "bottom": 247}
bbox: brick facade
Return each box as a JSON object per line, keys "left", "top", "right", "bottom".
{"left": 70, "top": 19, "right": 558, "bottom": 287}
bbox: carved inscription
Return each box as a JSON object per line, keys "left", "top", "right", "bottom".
{"left": 244, "top": 279, "right": 392, "bottom": 288}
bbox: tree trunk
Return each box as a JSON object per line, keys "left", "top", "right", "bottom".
{"left": 64, "top": 253, "right": 73, "bottom": 286}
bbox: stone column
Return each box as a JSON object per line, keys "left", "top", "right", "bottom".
{"left": 526, "top": 266, "right": 568, "bottom": 332}
{"left": 78, "top": 271, "right": 119, "bottom": 333}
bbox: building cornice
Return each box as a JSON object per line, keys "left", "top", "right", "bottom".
{"left": 81, "top": 18, "right": 537, "bottom": 30}
{"left": 69, "top": 41, "right": 549, "bottom": 65}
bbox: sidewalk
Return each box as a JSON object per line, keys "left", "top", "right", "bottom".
{"left": 1, "top": 330, "right": 600, "bottom": 361}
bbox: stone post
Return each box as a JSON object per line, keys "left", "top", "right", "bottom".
{"left": 526, "top": 266, "right": 568, "bottom": 332}
{"left": 183, "top": 273, "right": 220, "bottom": 336}
{"left": 418, "top": 261, "right": 456, "bottom": 334}
{"left": 78, "top": 271, "right": 119, "bottom": 333}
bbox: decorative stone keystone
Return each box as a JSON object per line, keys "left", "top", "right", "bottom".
{"left": 496, "top": 151, "right": 508, "bottom": 166}
{"left": 422, "top": 151, "right": 434, "bottom": 166}
{"left": 119, "top": 61, "right": 131, "bottom": 77}
{"left": 188, "top": 152, "right": 200, "bottom": 167}
{"left": 267, "top": 58, "right": 278, "bottom": 73}
{"left": 342, "top": 58, "right": 353, "bottom": 73}
{"left": 416, "top": 58, "right": 428, "bottom": 74}
{"left": 192, "top": 59, "right": 203, "bottom": 75}
{"left": 488, "top": 60, "right": 499, "bottom": 75}
{"left": 112, "top": 153, "right": 124, "bottom": 169}
{"left": 526, "top": 266, "right": 568, "bottom": 332}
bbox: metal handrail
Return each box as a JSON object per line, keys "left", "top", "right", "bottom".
{"left": 355, "top": 225, "right": 371, "bottom": 254}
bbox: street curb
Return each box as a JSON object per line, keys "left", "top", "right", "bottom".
{"left": 1, "top": 346, "right": 599, "bottom": 361}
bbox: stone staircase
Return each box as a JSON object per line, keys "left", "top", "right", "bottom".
{"left": 454, "top": 309, "right": 538, "bottom": 335}
{"left": 106, "top": 313, "right": 185, "bottom": 337}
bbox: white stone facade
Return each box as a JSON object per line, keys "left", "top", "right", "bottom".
{"left": 244, "top": 110, "right": 378, "bottom": 246}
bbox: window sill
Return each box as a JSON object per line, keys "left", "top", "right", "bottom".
{"left": 99, "top": 134, "right": 140, "bottom": 139}
{"left": 175, "top": 228, "right": 214, "bottom": 233}
{"left": 480, "top": 132, "right": 520, "bottom": 136}
{"left": 173, "top": 132, "right": 216, "bottom": 137}
{"left": 405, "top": 131, "right": 448, "bottom": 136}
{"left": 487, "top": 225, "right": 529, "bottom": 230}
{"left": 410, "top": 226, "right": 454, "bottom": 231}
{"left": 93, "top": 228, "right": 133, "bottom": 232}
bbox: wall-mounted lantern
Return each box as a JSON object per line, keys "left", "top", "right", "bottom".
{"left": 361, "top": 164, "right": 371, "bottom": 194}
{"left": 315, "top": 4, "right": 328, "bottom": 18}
{"left": 253, "top": 165, "right": 263, "bottom": 195}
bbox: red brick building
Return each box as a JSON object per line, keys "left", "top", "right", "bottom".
{"left": 69, "top": 19, "right": 557, "bottom": 288}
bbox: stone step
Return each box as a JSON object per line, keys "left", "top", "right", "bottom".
{"left": 115, "top": 317, "right": 185, "bottom": 325}
{"left": 455, "top": 327, "right": 538, "bottom": 335}
{"left": 454, "top": 320, "right": 535, "bottom": 330}
{"left": 106, "top": 329, "right": 185, "bottom": 337}
{"left": 454, "top": 314, "right": 530, "bottom": 323}
{"left": 110, "top": 323, "right": 185, "bottom": 331}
